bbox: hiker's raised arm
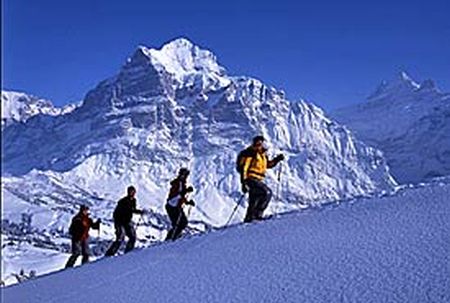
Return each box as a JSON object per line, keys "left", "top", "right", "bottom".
{"left": 268, "top": 154, "right": 284, "bottom": 169}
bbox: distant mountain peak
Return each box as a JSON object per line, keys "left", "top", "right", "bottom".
{"left": 368, "top": 71, "right": 420, "bottom": 100}
{"left": 1, "top": 90, "right": 76, "bottom": 129}
{"left": 388, "top": 71, "right": 419, "bottom": 88}
{"left": 333, "top": 72, "right": 450, "bottom": 184}
{"left": 397, "top": 70, "right": 414, "bottom": 82}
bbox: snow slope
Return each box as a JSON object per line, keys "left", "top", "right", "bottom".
{"left": 3, "top": 181, "right": 450, "bottom": 303}
{"left": 332, "top": 72, "right": 450, "bottom": 184}
{"left": 1, "top": 240, "right": 69, "bottom": 286}
{"left": 1, "top": 38, "right": 396, "bottom": 284}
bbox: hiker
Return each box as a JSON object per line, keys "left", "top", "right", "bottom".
{"left": 239, "top": 135, "right": 284, "bottom": 222}
{"left": 105, "top": 186, "right": 144, "bottom": 256}
{"left": 65, "top": 205, "right": 101, "bottom": 268}
{"left": 165, "top": 168, "right": 195, "bottom": 241}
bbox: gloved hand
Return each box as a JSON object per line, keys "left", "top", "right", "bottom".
{"left": 186, "top": 200, "right": 196, "bottom": 206}
{"left": 275, "top": 154, "right": 285, "bottom": 162}
{"left": 93, "top": 219, "right": 102, "bottom": 230}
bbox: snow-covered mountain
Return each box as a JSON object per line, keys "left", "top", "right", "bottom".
{"left": 1, "top": 38, "right": 396, "bottom": 285}
{"left": 332, "top": 72, "right": 450, "bottom": 184}
{"left": 1, "top": 91, "right": 78, "bottom": 130}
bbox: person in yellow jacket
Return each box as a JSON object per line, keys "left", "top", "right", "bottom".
{"left": 240, "top": 135, "right": 284, "bottom": 222}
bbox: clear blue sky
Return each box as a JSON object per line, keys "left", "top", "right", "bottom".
{"left": 2, "top": 0, "right": 450, "bottom": 110}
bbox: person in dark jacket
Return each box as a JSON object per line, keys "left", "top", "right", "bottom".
{"left": 105, "top": 186, "right": 144, "bottom": 256}
{"left": 165, "top": 168, "right": 195, "bottom": 241}
{"left": 65, "top": 205, "right": 101, "bottom": 268}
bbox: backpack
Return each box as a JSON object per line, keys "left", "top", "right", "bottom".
{"left": 68, "top": 216, "right": 82, "bottom": 238}
{"left": 236, "top": 147, "right": 256, "bottom": 175}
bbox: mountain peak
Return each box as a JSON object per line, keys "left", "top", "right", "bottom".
{"left": 389, "top": 71, "right": 420, "bottom": 89}
{"left": 133, "top": 38, "right": 226, "bottom": 81}
{"left": 368, "top": 71, "right": 420, "bottom": 100}
{"left": 398, "top": 71, "right": 413, "bottom": 82}
{"left": 1, "top": 90, "right": 73, "bottom": 129}
{"left": 161, "top": 37, "right": 195, "bottom": 51}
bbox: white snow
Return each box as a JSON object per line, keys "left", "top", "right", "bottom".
{"left": 144, "top": 38, "right": 226, "bottom": 81}
{"left": 1, "top": 241, "right": 69, "bottom": 287}
{"left": 3, "top": 181, "right": 450, "bottom": 302}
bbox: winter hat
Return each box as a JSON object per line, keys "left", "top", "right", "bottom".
{"left": 252, "top": 135, "right": 265, "bottom": 145}
{"left": 179, "top": 168, "right": 190, "bottom": 176}
{"left": 80, "top": 205, "right": 89, "bottom": 211}
{"left": 127, "top": 186, "right": 136, "bottom": 195}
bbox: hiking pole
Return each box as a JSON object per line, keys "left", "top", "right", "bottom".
{"left": 225, "top": 194, "right": 246, "bottom": 226}
{"left": 274, "top": 163, "right": 284, "bottom": 215}
{"left": 277, "top": 163, "right": 283, "bottom": 201}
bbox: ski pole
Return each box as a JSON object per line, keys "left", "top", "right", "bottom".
{"left": 277, "top": 163, "right": 283, "bottom": 201}
{"left": 273, "top": 163, "right": 284, "bottom": 215}
{"left": 225, "top": 194, "right": 246, "bottom": 226}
